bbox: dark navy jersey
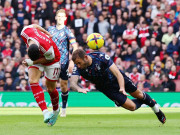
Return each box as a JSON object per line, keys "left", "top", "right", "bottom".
{"left": 72, "top": 52, "right": 130, "bottom": 91}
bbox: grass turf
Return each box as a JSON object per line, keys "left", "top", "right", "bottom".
{"left": 0, "top": 108, "right": 180, "bottom": 135}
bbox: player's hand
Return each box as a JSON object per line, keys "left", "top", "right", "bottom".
{"left": 119, "top": 88, "right": 130, "bottom": 96}
{"left": 78, "top": 88, "right": 89, "bottom": 94}
{"left": 22, "top": 60, "right": 28, "bottom": 67}
{"left": 24, "top": 59, "right": 33, "bottom": 66}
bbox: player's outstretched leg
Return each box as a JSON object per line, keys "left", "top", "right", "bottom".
{"left": 130, "top": 90, "right": 166, "bottom": 124}
{"left": 43, "top": 111, "right": 54, "bottom": 123}
{"left": 47, "top": 88, "right": 60, "bottom": 126}
{"left": 30, "top": 83, "right": 53, "bottom": 123}
{"left": 61, "top": 91, "right": 68, "bottom": 117}
{"left": 47, "top": 108, "right": 60, "bottom": 126}
{"left": 60, "top": 79, "right": 69, "bottom": 117}
{"left": 152, "top": 100, "right": 166, "bottom": 124}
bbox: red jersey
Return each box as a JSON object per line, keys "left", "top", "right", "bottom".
{"left": 21, "top": 25, "right": 60, "bottom": 66}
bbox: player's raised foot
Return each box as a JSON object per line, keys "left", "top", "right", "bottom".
{"left": 155, "top": 109, "right": 166, "bottom": 124}
{"left": 60, "top": 108, "right": 66, "bottom": 117}
{"left": 47, "top": 108, "right": 60, "bottom": 126}
{"left": 44, "top": 112, "right": 53, "bottom": 123}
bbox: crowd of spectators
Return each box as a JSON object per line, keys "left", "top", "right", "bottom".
{"left": 0, "top": 0, "right": 180, "bottom": 92}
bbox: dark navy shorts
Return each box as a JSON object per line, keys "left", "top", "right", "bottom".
{"left": 101, "top": 73, "right": 137, "bottom": 107}
{"left": 60, "top": 62, "right": 69, "bottom": 80}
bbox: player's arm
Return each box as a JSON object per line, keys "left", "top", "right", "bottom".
{"left": 70, "top": 75, "right": 88, "bottom": 94}
{"left": 72, "top": 43, "right": 78, "bottom": 52}
{"left": 23, "top": 57, "right": 54, "bottom": 66}
{"left": 24, "top": 46, "right": 55, "bottom": 66}
{"left": 67, "top": 28, "right": 78, "bottom": 52}
{"left": 31, "top": 24, "right": 52, "bottom": 38}
{"left": 34, "top": 46, "right": 55, "bottom": 64}
{"left": 109, "top": 63, "right": 129, "bottom": 96}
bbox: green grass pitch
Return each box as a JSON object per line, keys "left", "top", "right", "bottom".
{"left": 0, "top": 107, "right": 180, "bottom": 135}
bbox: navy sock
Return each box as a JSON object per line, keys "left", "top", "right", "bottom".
{"left": 142, "top": 92, "right": 155, "bottom": 107}
{"left": 132, "top": 99, "right": 143, "bottom": 110}
{"left": 61, "top": 91, "right": 69, "bottom": 108}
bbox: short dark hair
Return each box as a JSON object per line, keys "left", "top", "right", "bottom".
{"left": 72, "top": 49, "right": 86, "bottom": 62}
{"left": 28, "top": 44, "right": 40, "bottom": 61}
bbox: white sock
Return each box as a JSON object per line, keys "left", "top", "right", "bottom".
{"left": 152, "top": 104, "right": 159, "bottom": 113}
{"left": 42, "top": 109, "right": 48, "bottom": 116}
{"left": 53, "top": 108, "right": 60, "bottom": 115}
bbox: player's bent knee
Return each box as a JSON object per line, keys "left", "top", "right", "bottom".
{"left": 60, "top": 81, "right": 68, "bottom": 92}
{"left": 29, "top": 78, "right": 39, "bottom": 84}
{"left": 127, "top": 105, "right": 136, "bottom": 111}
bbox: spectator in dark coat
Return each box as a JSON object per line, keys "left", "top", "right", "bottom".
{"left": 162, "top": 75, "right": 176, "bottom": 92}
{"left": 3, "top": 77, "right": 15, "bottom": 91}
{"left": 146, "top": 38, "right": 160, "bottom": 63}
{"left": 112, "top": 18, "right": 126, "bottom": 42}
{"left": 166, "top": 37, "right": 179, "bottom": 57}
{"left": 173, "top": 14, "right": 180, "bottom": 33}
{"left": 71, "top": 10, "right": 85, "bottom": 37}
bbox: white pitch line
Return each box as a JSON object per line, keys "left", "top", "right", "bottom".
{"left": 0, "top": 107, "right": 180, "bottom": 115}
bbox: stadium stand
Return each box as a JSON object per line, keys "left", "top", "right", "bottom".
{"left": 0, "top": 0, "right": 179, "bottom": 92}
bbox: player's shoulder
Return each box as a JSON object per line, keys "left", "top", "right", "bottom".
{"left": 48, "top": 26, "right": 56, "bottom": 30}
{"left": 89, "top": 52, "right": 110, "bottom": 61}
{"left": 64, "top": 26, "right": 72, "bottom": 33}
{"left": 21, "top": 25, "right": 33, "bottom": 35}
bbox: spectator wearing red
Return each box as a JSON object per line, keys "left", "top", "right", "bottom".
{"left": 3, "top": 1, "right": 14, "bottom": 18}
{"left": 168, "top": 65, "right": 178, "bottom": 80}
{"left": 123, "top": 22, "right": 138, "bottom": 45}
{"left": 27, "top": 5, "right": 37, "bottom": 24}
{"left": 172, "top": 51, "right": 180, "bottom": 66}
{"left": 129, "top": 67, "right": 141, "bottom": 84}
{"left": 137, "top": 21, "right": 150, "bottom": 47}
{"left": 2, "top": 40, "right": 12, "bottom": 58}
{"left": 159, "top": 42, "right": 167, "bottom": 61}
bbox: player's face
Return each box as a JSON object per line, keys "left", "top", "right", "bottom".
{"left": 74, "top": 57, "right": 88, "bottom": 69}
{"left": 55, "top": 12, "right": 67, "bottom": 25}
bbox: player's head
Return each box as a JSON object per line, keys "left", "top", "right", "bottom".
{"left": 55, "top": 9, "right": 67, "bottom": 25}
{"left": 72, "top": 49, "right": 89, "bottom": 69}
{"left": 28, "top": 44, "right": 40, "bottom": 61}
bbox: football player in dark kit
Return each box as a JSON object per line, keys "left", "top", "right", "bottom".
{"left": 70, "top": 49, "right": 166, "bottom": 124}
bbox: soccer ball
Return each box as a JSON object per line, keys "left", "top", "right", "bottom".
{"left": 86, "top": 33, "right": 104, "bottom": 50}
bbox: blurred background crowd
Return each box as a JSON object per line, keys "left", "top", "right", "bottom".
{"left": 0, "top": 0, "right": 180, "bottom": 92}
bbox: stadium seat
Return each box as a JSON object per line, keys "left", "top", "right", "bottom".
{"left": 173, "top": 80, "right": 180, "bottom": 92}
